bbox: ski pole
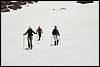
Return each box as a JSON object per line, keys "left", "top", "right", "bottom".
{"left": 42, "top": 34, "right": 43, "bottom": 41}
{"left": 23, "top": 35, "right": 25, "bottom": 50}
{"left": 59, "top": 36, "right": 61, "bottom": 45}
{"left": 36, "top": 34, "right": 38, "bottom": 41}
{"left": 36, "top": 34, "right": 39, "bottom": 45}
{"left": 51, "top": 35, "right": 53, "bottom": 46}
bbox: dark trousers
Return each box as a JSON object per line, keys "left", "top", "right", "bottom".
{"left": 38, "top": 33, "right": 41, "bottom": 40}
{"left": 27, "top": 36, "right": 33, "bottom": 49}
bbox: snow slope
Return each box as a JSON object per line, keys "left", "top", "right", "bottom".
{"left": 1, "top": 1, "right": 99, "bottom": 66}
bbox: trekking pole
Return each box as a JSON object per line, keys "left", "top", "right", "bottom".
{"left": 36, "top": 34, "right": 39, "bottom": 45}
{"left": 36, "top": 34, "right": 38, "bottom": 41}
{"left": 59, "top": 36, "right": 61, "bottom": 45}
{"left": 23, "top": 35, "right": 24, "bottom": 50}
{"left": 23, "top": 35, "right": 25, "bottom": 50}
{"left": 51, "top": 35, "right": 53, "bottom": 46}
{"left": 42, "top": 34, "right": 43, "bottom": 41}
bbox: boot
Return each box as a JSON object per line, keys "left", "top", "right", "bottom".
{"left": 54, "top": 41, "right": 56, "bottom": 46}
{"left": 57, "top": 40, "right": 59, "bottom": 45}
{"left": 28, "top": 42, "right": 30, "bottom": 48}
{"left": 38, "top": 36, "right": 41, "bottom": 41}
{"left": 30, "top": 43, "right": 33, "bottom": 49}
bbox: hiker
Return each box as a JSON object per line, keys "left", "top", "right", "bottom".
{"left": 23, "top": 26, "right": 37, "bottom": 49}
{"left": 52, "top": 26, "right": 60, "bottom": 46}
{"left": 36, "top": 26, "right": 43, "bottom": 41}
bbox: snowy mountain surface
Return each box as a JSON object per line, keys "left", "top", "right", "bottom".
{"left": 1, "top": 1, "right": 99, "bottom": 66}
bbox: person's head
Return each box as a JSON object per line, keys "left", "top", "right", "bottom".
{"left": 38, "top": 26, "right": 40, "bottom": 29}
{"left": 29, "top": 26, "right": 32, "bottom": 30}
{"left": 54, "top": 26, "right": 57, "bottom": 29}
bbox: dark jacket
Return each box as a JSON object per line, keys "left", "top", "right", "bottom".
{"left": 36, "top": 28, "right": 43, "bottom": 35}
{"left": 52, "top": 29, "right": 60, "bottom": 35}
{"left": 24, "top": 29, "right": 36, "bottom": 36}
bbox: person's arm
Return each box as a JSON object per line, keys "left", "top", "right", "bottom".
{"left": 36, "top": 29, "right": 38, "bottom": 33}
{"left": 32, "top": 30, "right": 37, "bottom": 34}
{"left": 41, "top": 29, "right": 43, "bottom": 33}
{"left": 52, "top": 29, "right": 54, "bottom": 35}
{"left": 57, "top": 30, "right": 60, "bottom": 36}
{"left": 23, "top": 30, "right": 28, "bottom": 35}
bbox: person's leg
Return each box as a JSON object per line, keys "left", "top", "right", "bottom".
{"left": 30, "top": 36, "right": 33, "bottom": 49}
{"left": 55, "top": 35, "right": 58, "bottom": 45}
{"left": 57, "top": 40, "right": 59, "bottom": 45}
{"left": 57, "top": 36, "right": 59, "bottom": 45}
{"left": 39, "top": 33, "right": 41, "bottom": 40}
{"left": 27, "top": 37, "right": 30, "bottom": 48}
{"left": 39, "top": 36, "right": 40, "bottom": 40}
{"left": 53, "top": 35, "right": 57, "bottom": 46}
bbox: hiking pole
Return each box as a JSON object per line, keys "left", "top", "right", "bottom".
{"left": 23, "top": 35, "right": 25, "bottom": 50}
{"left": 58, "top": 35, "right": 61, "bottom": 45}
{"left": 51, "top": 35, "right": 53, "bottom": 46}
{"left": 42, "top": 34, "right": 44, "bottom": 41}
{"left": 59, "top": 36, "right": 61, "bottom": 45}
{"left": 36, "top": 34, "right": 39, "bottom": 45}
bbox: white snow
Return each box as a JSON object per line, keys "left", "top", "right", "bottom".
{"left": 1, "top": 1, "right": 99, "bottom": 66}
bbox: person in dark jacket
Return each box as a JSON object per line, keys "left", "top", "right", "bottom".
{"left": 36, "top": 26, "right": 43, "bottom": 41}
{"left": 23, "top": 26, "right": 37, "bottom": 49}
{"left": 52, "top": 26, "right": 60, "bottom": 46}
